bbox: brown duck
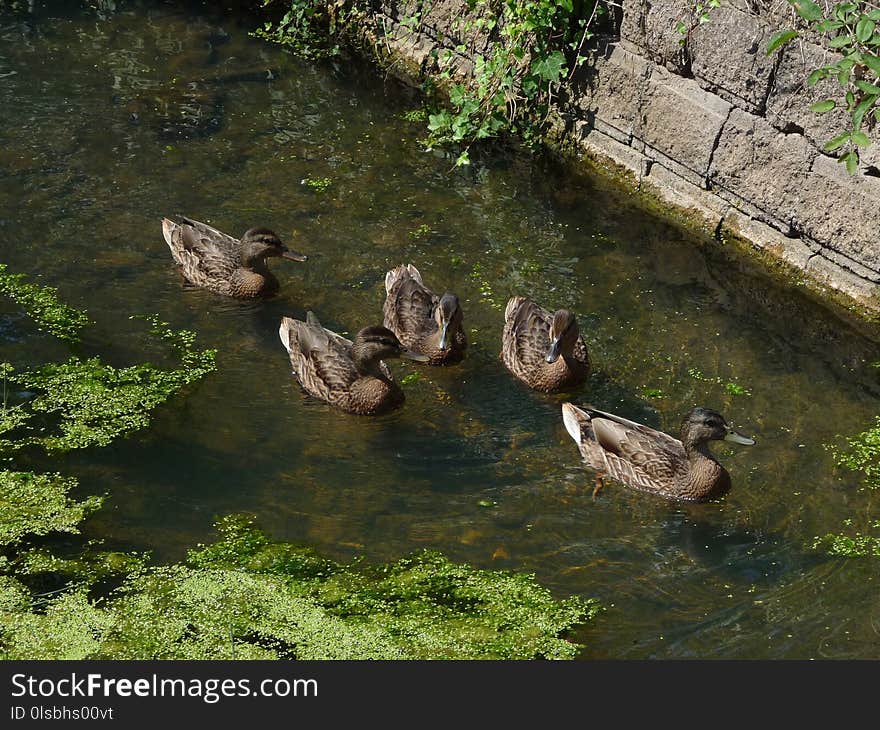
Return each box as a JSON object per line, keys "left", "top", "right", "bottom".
{"left": 383, "top": 263, "right": 466, "bottom": 365}
{"left": 162, "top": 216, "right": 307, "bottom": 298}
{"left": 279, "top": 312, "right": 428, "bottom": 415}
{"left": 501, "top": 296, "right": 590, "bottom": 392}
{"left": 561, "top": 403, "right": 754, "bottom": 502}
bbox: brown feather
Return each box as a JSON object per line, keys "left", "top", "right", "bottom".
{"left": 562, "top": 403, "right": 742, "bottom": 502}
{"left": 279, "top": 316, "right": 400, "bottom": 415}
{"left": 501, "top": 297, "right": 590, "bottom": 392}
{"left": 162, "top": 216, "right": 281, "bottom": 298}
{"left": 383, "top": 264, "right": 466, "bottom": 365}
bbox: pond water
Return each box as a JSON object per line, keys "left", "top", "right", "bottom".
{"left": 2, "top": 0, "right": 880, "bottom": 659}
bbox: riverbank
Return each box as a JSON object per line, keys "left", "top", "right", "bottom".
{"left": 325, "top": 0, "right": 880, "bottom": 329}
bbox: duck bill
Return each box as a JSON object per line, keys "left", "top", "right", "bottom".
{"left": 401, "top": 348, "right": 430, "bottom": 363}
{"left": 545, "top": 338, "right": 562, "bottom": 364}
{"left": 724, "top": 430, "right": 755, "bottom": 446}
{"left": 281, "top": 246, "right": 308, "bottom": 262}
{"left": 438, "top": 321, "right": 451, "bottom": 351}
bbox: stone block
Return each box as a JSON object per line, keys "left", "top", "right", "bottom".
{"left": 805, "top": 252, "right": 880, "bottom": 300}
{"left": 637, "top": 65, "right": 732, "bottom": 186}
{"left": 642, "top": 0, "right": 692, "bottom": 74}
{"left": 793, "top": 154, "right": 880, "bottom": 278}
{"left": 620, "top": 0, "right": 647, "bottom": 50}
{"left": 582, "top": 44, "right": 652, "bottom": 144}
{"left": 709, "top": 108, "right": 817, "bottom": 232}
{"left": 577, "top": 125, "right": 650, "bottom": 181}
{"left": 765, "top": 40, "right": 850, "bottom": 151}
{"left": 688, "top": 6, "right": 778, "bottom": 114}
{"left": 721, "top": 209, "right": 815, "bottom": 271}
{"left": 643, "top": 162, "right": 730, "bottom": 223}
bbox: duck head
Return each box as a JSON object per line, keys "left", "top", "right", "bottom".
{"left": 352, "top": 325, "right": 429, "bottom": 375}
{"left": 239, "top": 227, "right": 308, "bottom": 266}
{"left": 680, "top": 408, "right": 755, "bottom": 450}
{"left": 434, "top": 292, "right": 463, "bottom": 351}
{"left": 546, "top": 309, "right": 579, "bottom": 363}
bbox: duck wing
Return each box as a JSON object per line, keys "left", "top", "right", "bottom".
{"left": 502, "top": 296, "right": 552, "bottom": 372}
{"left": 587, "top": 407, "right": 685, "bottom": 486}
{"left": 280, "top": 316, "right": 360, "bottom": 400}
{"left": 383, "top": 264, "right": 438, "bottom": 339}
{"left": 179, "top": 217, "right": 240, "bottom": 253}
{"left": 162, "top": 216, "right": 240, "bottom": 284}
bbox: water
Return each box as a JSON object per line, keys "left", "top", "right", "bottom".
{"left": 2, "top": 0, "right": 880, "bottom": 659}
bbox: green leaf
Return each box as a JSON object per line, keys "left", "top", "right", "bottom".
{"left": 531, "top": 51, "right": 566, "bottom": 82}
{"left": 828, "top": 34, "right": 854, "bottom": 49}
{"left": 851, "top": 130, "right": 872, "bottom": 147}
{"left": 808, "top": 68, "right": 827, "bottom": 85}
{"left": 834, "top": 3, "right": 858, "bottom": 22}
{"left": 856, "top": 79, "right": 880, "bottom": 95}
{"left": 869, "top": 9, "right": 880, "bottom": 20}
{"left": 824, "top": 131, "right": 852, "bottom": 151}
{"left": 810, "top": 99, "right": 836, "bottom": 113}
{"left": 815, "top": 19, "right": 844, "bottom": 32}
{"left": 853, "top": 94, "right": 878, "bottom": 130}
{"left": 791, "top": 0, "right": 824, "bottom": 21}
{"left": 857, "top": 18, "right": 876, "bottom": 43}
{"left": 767, "top": 29, "right": 798, "bottom": 55}
{"left": 842, "top": 150, "right": 859, "bottom": 174}
{"left": 846, "top": 90, "right": 856, "bottom": 108}
{"left": 427, "top": 111, "right": 452, "bottom": 133}
{"left": 863, "top": 53, "right": 880, "bottom": 75}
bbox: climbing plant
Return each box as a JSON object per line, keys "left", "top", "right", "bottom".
{"left": 768, "top": 0, "right": 880, "bottom": 173}
{"left": 257, "top": 0, "right": 612, "bottom": 165}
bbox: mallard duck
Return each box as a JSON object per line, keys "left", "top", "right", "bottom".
{"left": 561, "top": 402, "right": 754, "bottom": 502}
{"left": 161, "top": 216, "right": 307, "bottom": 298}
{"left": 383, "top": 263, "right": 466, "bottom": 365}
{"left": 278, "top": 312, "right": 428, "bottom": 415}
{"left": 501, "top": 296, "right": 590, "bottom": 392}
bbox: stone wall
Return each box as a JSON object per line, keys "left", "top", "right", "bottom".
{"left": 351, "top": 0, "right": 880, "bottom": 316}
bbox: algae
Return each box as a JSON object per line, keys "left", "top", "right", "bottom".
{"left": 0, "top": 265, "right": 599, "bottom": 660}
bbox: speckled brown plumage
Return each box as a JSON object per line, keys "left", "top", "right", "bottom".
{"left": 383, "top": 264, "right": 466, "bottom": 365}
{"left": 562, "top": 403, "right": 754, "bottom": 502}
{"left": 501, "top": 297, "right": 590, "bottom": 392}
{"left": 162, "top": 216, "right": 306, "bottom": 298}
{"left": 279, "top": 314, "right": 418, "bottom": 415}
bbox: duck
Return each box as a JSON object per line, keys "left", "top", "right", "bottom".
{"left": 279, "top": 312, "right": 429, "bottom": 415}
{"left": 501, "top": 296, "right": 590, "bottom": 392}
{"left": 383, "top": 263, "right": 466, "bottom": 365}
{"left": 561, "top": 403, "right": 754, "bottom": 502}
{"left": 161, "top": 216, "right": 307, "bottom": 298}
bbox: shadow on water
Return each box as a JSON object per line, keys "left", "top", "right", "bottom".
{"left": 3, "top": 0, "right": 880, "bottom": 659}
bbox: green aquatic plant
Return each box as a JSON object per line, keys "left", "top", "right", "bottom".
{"left": 812, "top": 526, "right": 880, "bottom": 557}
{"left": 828, "top": 415, "right": 880, "bottom": 488}
{"left": 0, "top": 264, "right": 91, "bottom": 342}
{"left": 814, "top": 415, "right": 880, "bottom": 556}
{"left": 408, "top": 224, "right": 433, "bottom": 239}
{"left": 302, "top": 176, "right": 333, "bottom": 193}
{"left": 687, "top": 367, "right": 752, "bottom": 397}
{"left": 1, "top": 515, "right": 599, "bottom": 660}
{"left": 0, "top": 470, "right": 102, "bottom": 548}
{"left": 0, "top": 266, "right": 599, "bottom": 660}
{"left": 0, "top": 314, "right": 216, "bottom": 453}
